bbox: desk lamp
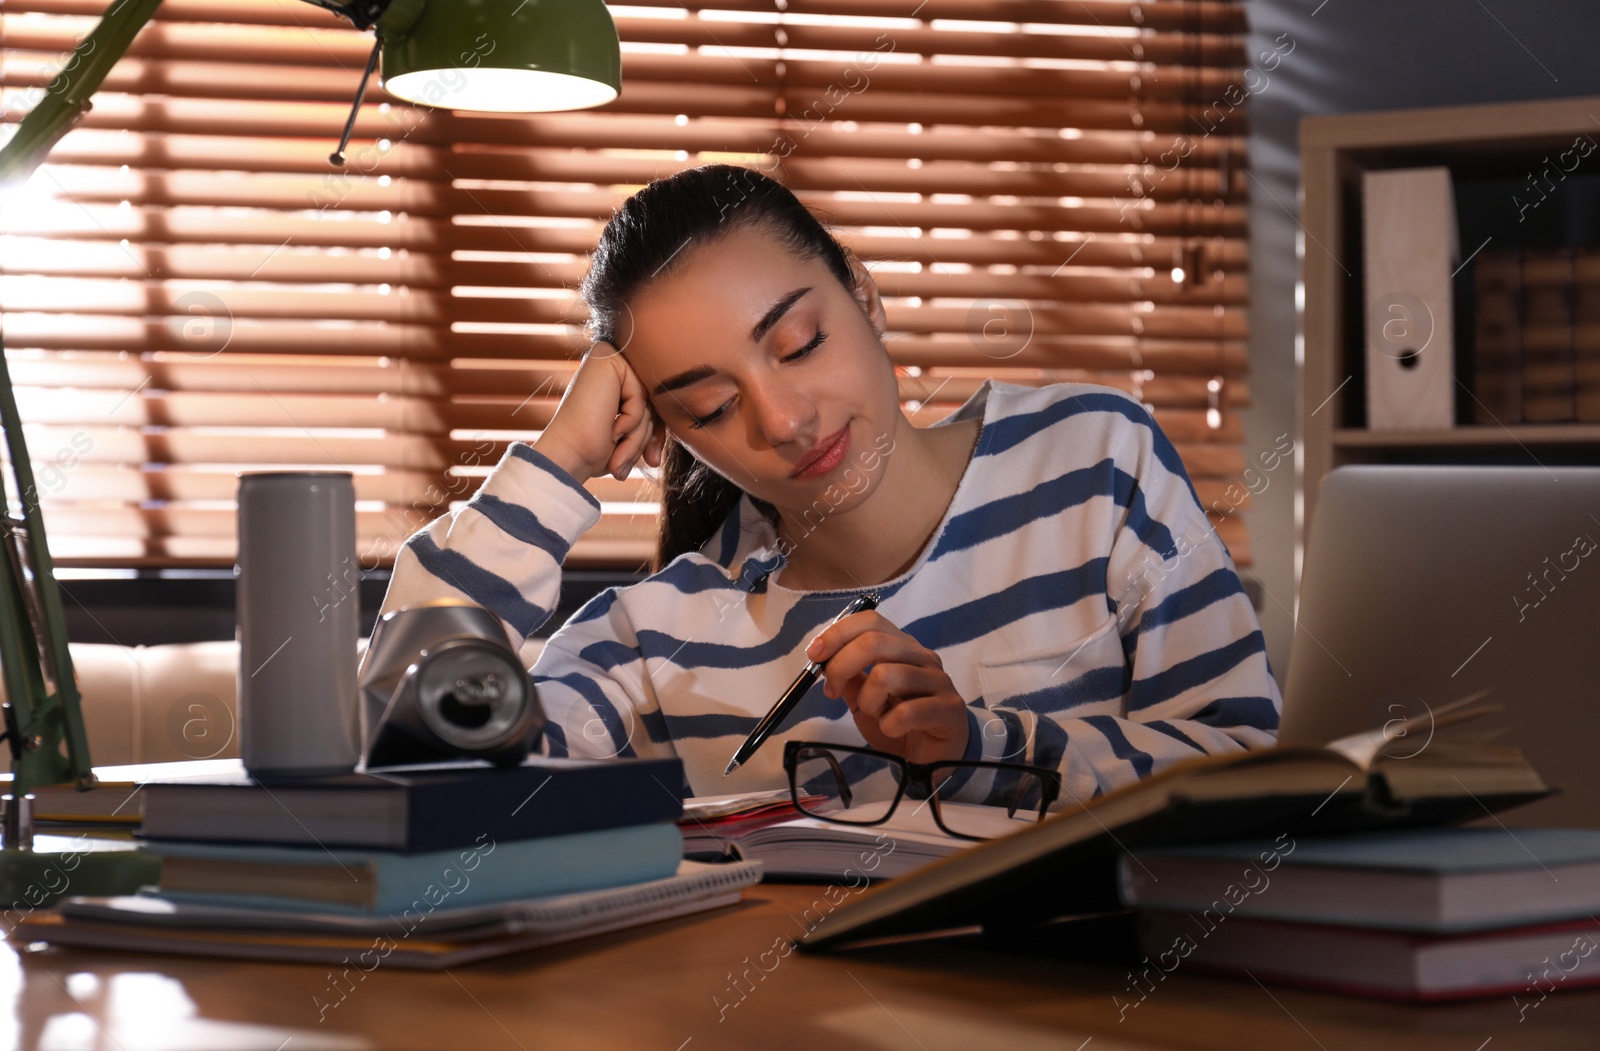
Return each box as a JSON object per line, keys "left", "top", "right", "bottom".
{"left": 0, "top": 0, "right": 621, "bottom": 905}
{"left": 0, "top": 0, "right": 622, "bottom": 181}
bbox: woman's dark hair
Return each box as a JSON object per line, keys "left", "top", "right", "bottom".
{"left": 578, "top": 164, "right": 858, "bottom": 574}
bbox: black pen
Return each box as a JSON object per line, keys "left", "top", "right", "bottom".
{"left": 723, "top": 591, "right": 881, "bottom": 777}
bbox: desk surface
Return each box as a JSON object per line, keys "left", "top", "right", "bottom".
{"left": 4, "top": 882, "right": 1598, "bottom": 1051}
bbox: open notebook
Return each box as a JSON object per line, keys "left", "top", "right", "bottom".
{"left": 721, "top": 801, "right": 1035, "bottom": 879}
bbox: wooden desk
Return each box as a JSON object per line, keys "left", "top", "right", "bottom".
{"left": 6, "top": 883, "right": 1599, "bottom": 1051}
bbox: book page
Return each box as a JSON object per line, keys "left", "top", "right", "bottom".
{"left": 1324, "top": 689, "right": 1496, "bottom": 770}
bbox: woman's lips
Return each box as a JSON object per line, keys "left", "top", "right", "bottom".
{"left": 790, "top": 424, "right": 851, "bottom": 480}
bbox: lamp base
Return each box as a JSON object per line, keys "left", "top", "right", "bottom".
{"left": 0, "top": 833, "right": 161, "bottom": 914}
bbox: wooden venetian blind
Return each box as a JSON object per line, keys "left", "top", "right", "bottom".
{"left": 1, "top": 0, "right": 1253, "bottom": 572}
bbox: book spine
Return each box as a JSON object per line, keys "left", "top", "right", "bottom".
{"left": 1472, "top": 247, "right": 1523, "bottom": 425}
{"left": 1575, "top": 247, "right": 1600, "bottom": 422}
{"left": 1520, "top": 247, "right": 1576, "bottom": 423}
{"left": 141, "top": 759, "right": 687, "bottom": 853}
{"left": 154, "top": 822, "right": 687, "bottom": 915}
{"left": 405, "top": 759, "right": 686, "bottom": 853}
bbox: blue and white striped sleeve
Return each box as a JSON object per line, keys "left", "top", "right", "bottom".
{"left": 378, "top": 443, "right": 601, "bottom": 644}
{"left": 375, "top": 442, "right": 675, "bottom": 765}
{"left": 529, "top": 589, "right": 678, "bottom": 764}
{"left": 962, "top": 396, "right": 1281, "bottom": 808}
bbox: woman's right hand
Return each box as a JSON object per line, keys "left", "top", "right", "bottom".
{"left": 534, "top": 342, "right": 667, "bottom": 485}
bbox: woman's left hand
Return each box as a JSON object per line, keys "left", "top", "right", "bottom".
{"left": 806, "top": 611, "right": 969, "bottom": 766}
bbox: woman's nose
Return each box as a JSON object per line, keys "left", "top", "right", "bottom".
{"left": 746, "top": 376, "right": 816, "bottom": 449}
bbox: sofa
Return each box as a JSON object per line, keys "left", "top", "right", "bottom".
{"left": 14, "top": 637, "right": 550, "bottom": 767}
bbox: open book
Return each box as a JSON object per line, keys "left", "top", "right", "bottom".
{"left": 726, "top": 802, "right": 1033, "bottom": 879}
{"left": 796, "top": 695, "right": 1553, "bottom": 952}
{"left": 677, "top": 791, "right": 1024, "bottom": 875}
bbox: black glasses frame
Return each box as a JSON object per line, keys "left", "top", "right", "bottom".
{"left": 782, "top": 740, "right": 1062, "bottom": 841}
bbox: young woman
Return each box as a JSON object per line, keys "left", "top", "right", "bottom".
{"left": 376, "top": 164, "right": 1281, "bottom": 807}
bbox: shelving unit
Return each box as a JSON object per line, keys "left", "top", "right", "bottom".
{"left": 1299, "top": 96, "right": 1600, "bottom": 547}
{"left": 1332, "top": 424, "right": 1600, "bottom": 448}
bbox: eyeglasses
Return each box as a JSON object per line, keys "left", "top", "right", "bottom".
{"left": 782, "top": 741, "right": 1061, "bottom": 841}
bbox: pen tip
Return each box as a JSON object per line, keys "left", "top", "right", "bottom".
{"left": 723, "top": 760, "right": 739, "bottom": 777}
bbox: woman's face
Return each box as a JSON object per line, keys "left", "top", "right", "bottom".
{"left": 617, "top": 223, "right": 901, "bottom": 522}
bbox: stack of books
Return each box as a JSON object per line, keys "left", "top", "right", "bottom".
{"left": 3, "top": 759, "right": 239, "bottom": 827}
{"left": 17, "top": 757, "right": 763, "bottom": 967}
{"left": 1119, "top": 827, "right": 1600, "bottom": 1002}
{"left": 1472, "top": 245, "right": 1600, "bottom": 424}
{"left": 792, "top": 698, "right": 1557, "bottom": 954}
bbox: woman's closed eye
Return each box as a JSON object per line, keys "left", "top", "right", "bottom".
{"left": 686, "top": 329, "right": 828, "bottom": 429}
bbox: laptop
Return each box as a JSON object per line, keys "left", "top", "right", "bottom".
{"left": 1280, "top": 465, "right": 1600, "bottom": 828}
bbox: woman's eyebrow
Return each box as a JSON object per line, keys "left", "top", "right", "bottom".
{"left": 649, "top": 286, "right": 813, "bottom": 397}
{"left": 651, "top": 365, "right": 715, "bottom": 398}
{"left": 749, "top": 286, "right": 811, "bottom": 343}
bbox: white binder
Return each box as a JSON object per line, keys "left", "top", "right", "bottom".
{"left": 1362, "top": 167, "right": 1460, "bottom": 430}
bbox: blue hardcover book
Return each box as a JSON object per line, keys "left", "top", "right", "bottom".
{"left": 146, "top": 822, "right": 685, "bottom": 915}
{"left": 1120, "top": 827, "right": 1600, "bottom": 933}
{"left": 138, "top": 756, "right": 686, "bottom": 853}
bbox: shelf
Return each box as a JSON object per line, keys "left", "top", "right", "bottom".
{"left": 1300, "top": 96, "right": 1600, "bottom": 152}
{"left": 1299, "top": 95, "right": 1600, "bottom": 558}
{"left": 1333, "top": 425, "right": 1600, "bottom": 448}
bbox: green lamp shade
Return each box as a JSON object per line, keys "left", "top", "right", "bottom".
{"left": 379, "top": 0, "right": 622, "bottom": 113}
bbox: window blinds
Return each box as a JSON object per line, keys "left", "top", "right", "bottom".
{"left": 1, "top": 0, "right": 1253, "bottom": 570}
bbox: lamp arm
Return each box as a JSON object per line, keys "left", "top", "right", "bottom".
{"left": 0, "top": 0, "right": 392, "bottom": 804}
{"left": 302, "top": 0, "right": 393, "bottom": 31}
{"left": 0, "top": 0, "right": 166, "bottom": 184}
{"left": 0, "top": 339, "right": 92, "bottom": 795}
{"left": 0, "top": 0, "right": 390, "bottom": 184}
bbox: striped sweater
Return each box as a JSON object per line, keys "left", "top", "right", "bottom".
{"left": 377, "top": 379, "right": 1282, "bottom": 806}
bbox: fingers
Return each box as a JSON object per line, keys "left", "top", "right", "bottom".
{"left": 848, "top": 664, "right": 949, "bottom": 721}
{"left": 611, "top": 355, "right": 648, "bottom": 435}
{"left": 818, "top": 624, "right": 940, "bottom": 699}
{"left": 606, "top": 355, "right": 664, "bottom": 480}
{"left": 807, "top": 611, "right": 891, "bottom": 667}
{"left": 831, "top": 651, "right": 969, "bottom": 764}
{"left": 807, "top": 613, "right": 961, "bottom": 753}
{"left": 877, "top": 692, "right": 967, "bottom": 740}
{"left": 643, "top": 421, "right": 667, "bottom": 468}
{"left": 607, "top": 410, "right": 655, "bottom": 481}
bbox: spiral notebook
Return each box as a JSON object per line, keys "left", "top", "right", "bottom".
{"left": 17, "top": 861, "right": 763, "bottom": 969}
